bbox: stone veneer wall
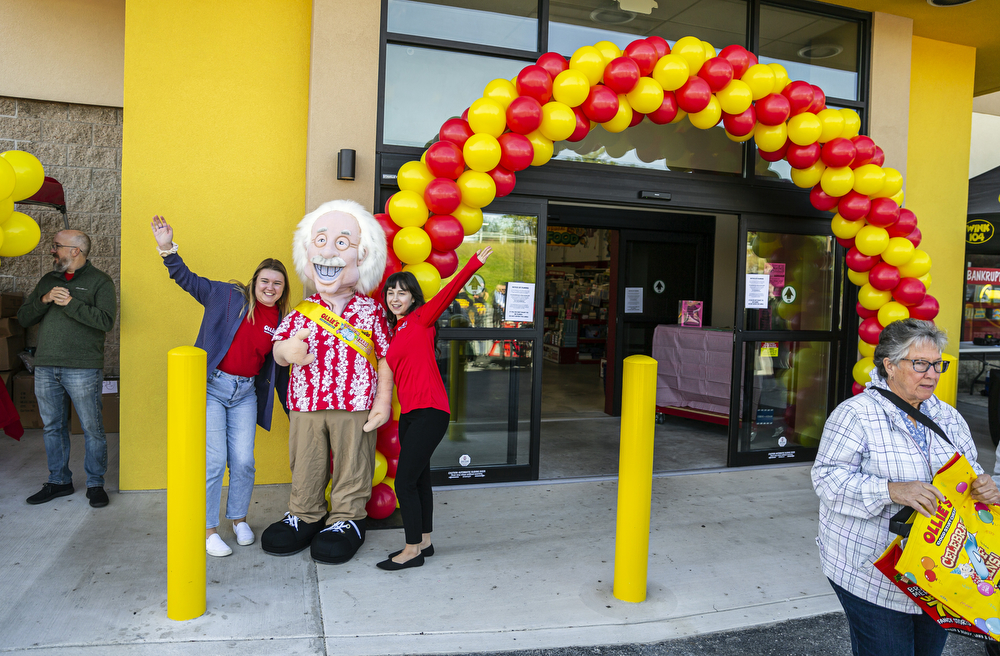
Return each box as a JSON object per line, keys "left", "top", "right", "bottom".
{"left": 0, "top": 96, "right": 121, "bottom": 375}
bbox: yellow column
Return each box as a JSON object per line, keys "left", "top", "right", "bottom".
{"left": 613, "top": 354, "right": 658, "bottom": 603}
{"left": 166, "top": 346, "right": 207, "bottom": 621}
{"left": 935, "top": 354, "right": 959, "bottom": 408}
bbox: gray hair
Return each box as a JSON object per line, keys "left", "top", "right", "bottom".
{"left": 59, "top": 230, "right": 91, "bottom": 257}
{"left": 873, "top": 319, "right": 948, "bottom": 378}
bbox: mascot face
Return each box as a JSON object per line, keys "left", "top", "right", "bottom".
{"left": 307, "top": 211, "right": 364, "bottom": 297}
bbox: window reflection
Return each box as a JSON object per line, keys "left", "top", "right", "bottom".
{"left": 387, "top": 0, "right": 539, "bottom": 51}
{"left": 744, "top": 231, "right": 834, "bottom": 331}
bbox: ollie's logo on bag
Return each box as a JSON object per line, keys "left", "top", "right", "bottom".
{"left": 924, "top": 499, "right": 956, "bottom": 545}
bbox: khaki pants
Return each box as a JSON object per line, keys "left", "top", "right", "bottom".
{"left": 287, "top": 409, "right": 376, "bottom": 524}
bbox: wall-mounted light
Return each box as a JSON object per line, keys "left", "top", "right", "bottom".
{"left": 337, "top": 149, "right": 356, "bottom": 181}
{"left": 927, "top": 0, "right": 975, "bottom": 6}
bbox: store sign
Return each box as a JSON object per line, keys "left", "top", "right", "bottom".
{"left": 967, "top": 219, "right": 994, "bottom": 244}
{"left": 967, "top": 268, "right": 1000, "bottom": 284}
{"left": 547, "top": 226, "right": 588, "bottom": 246}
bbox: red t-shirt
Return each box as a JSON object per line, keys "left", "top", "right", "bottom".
{"left": 217, "top": 302, "right": 280, "bottom": 377}
{"left": 387, "top": 257, "right": 484, "bottom": 415}
{"left": 273, "top": 293, "right": 390, "bottom": 413}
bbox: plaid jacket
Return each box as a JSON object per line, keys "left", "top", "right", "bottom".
{"left": 811, "top": 373, "right": 982, "bottom": 612}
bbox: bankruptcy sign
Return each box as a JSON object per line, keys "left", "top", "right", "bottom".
{"left": 967, "top": 268, "right": 1000, "bottom": 284}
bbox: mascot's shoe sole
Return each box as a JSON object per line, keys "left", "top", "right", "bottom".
{"left": 261, "top": 512, "right": 326, "bottom": 556}
{"left": 311, "top": 519, "right": 366, "bottom": 564}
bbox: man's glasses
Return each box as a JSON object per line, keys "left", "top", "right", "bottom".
{"left": 902, "top": 359, "right": 950, "bottom": 373}
{"left": 313, "top": 233, "right": 359, "bottom": 252}
{"left": 52, "top": 242, "right": 76, "bottom": 251}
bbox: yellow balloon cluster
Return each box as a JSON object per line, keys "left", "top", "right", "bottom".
{"left": 0, "top": 151, "right": 44, "bottom": 258}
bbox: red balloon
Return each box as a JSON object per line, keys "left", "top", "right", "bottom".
{"left": 810, "top": 185, "right": 841, "bottom": 212}
{"left": 376, "top": 420, "right": 400, "bottom": 457}
{"left": 506, "top": 96, "right": 543, "bottom": 134}
{"left": 628, "top": 110, "right": 645, "bottom": 127}
{"left": 581, "top": 85, "right": 620, "bottom": 123}
{"left": 461, "top": 107, "right": 469, "bottom": 121}
{"left": 755, "top": 93, "right": 791, "bottom": 126}
{"left": 746, "top": 51, "right": 759, "bottom": 67}
{"left": 375, "top": 212, "right": 400, "bottom": 244}
{"left": 439, "top": 117, "right": 474, "bottom": 149}
{"left": 892, "top": 278, "right": 927, "bottom": 306}
{"left": 858, "top": 316, "right": 884, "bottom": 344}
{"left": 758, "top": 140, "right": 789, "bottom": 162}
{"left": 722, "top": 107, "right": 756, "bottom": 136}
{"left": 567, "top": 105, "right": 591, "bottom": 141}
{"left": 846, "top": 247, "right": 880, "bottom": 272}
{"left": 647, "top": 91, "right": 679, "bottom": 125}
{"left": 908, "top": 294, "right": 939, "bottom": 321}
{"left": 856, "top": 302, "right": 877, "bottom": 319}
{"left": 887, "top": 209, "right": 917, "bottom": 238}
{"left": 497, "top": 132, "right": 534, "bottom": 171}
{"left": 516, "top": 65, "right": 553, "bottom": 104}
{"left": 365, "top": 483, "right": 396, "bottom": 520}
{"left": 905, "top": 227, "right": 922, "bottom": 247}
{"left": 836, "top": 236, "right": 855, "bottom": 249}
{"left": 645, "top": 36, "right": 671, "bottom": 59}
{"left": 487, "top": 165, "right": 516, "bottom": 197}
{"left": 624, "top": 39, "right": 659, "bottom": 77}
{"left": 866, "top": 197, "right": 900, "bottom": 228}
{"left": 697, "top": 56, "right": 734, "bottom": 92}
{"left": 781, "top": 80, "right": 814, "bottom": 116}
{"left": 536, "top": 52, "right": 568, "bottom": 80}
{"left": 838, "top": 190, "right": 871, "bottom": 221}
{"left": 386, "top": 457, "right": 398, "bottom": 479}
{"left": 719, "top": 44, "right": 752, "bottom": 79}
{"left": 425, "top": 248, "right": 459, "bottom": 278}
{"left": 425, "top": 141, "right": 465, "bottom": 180}
{"left": 852, "top": 382, "right": 865, "bottom": 396}
{"left": 821, "top": 138, "right": 857, "bottom": 168}
{"left": 423, "top": 177, "right": 462, "bottom": 215}
{"left": 603, "top": 56, "right": 641, "bottom": 94}
{"left": 850, "top": 136, "right": 875, "bottom": 168}
{"left": 786, "top": 142, "right": 821, "bottom": 169}
{"left": 808, "top": 85, "right": 826, "bottom": 114}
{"left": 871, "top": 146, "right": 885, "bottom": 167}
{"left": 868, "top": 262, "right": 900, "bottom": 291}
{"left": 424, "top": 214, "right": 465, "bottom": 251}
{"left": 675, "top": 75, "right": 712, "bottom": 113}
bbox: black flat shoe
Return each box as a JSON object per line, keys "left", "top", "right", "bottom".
{"left": 388, "top": 544, "right": 434, "bottom": 559}
{"left": 376, "top": 553, "right": 425, "bottom": 570}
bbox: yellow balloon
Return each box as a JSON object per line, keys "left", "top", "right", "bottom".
{"left": 754, "top": 122, "right": 787, "bottom": 153}
{"left": 525, "top": 130, "right": 554, "bottom": 166}
{"left": 396, "top": 160, "right": 434, "bottom": 194}
{"left": 570, "top": 46, "right": 607, "bottom": 86}
{"left": 0, "top": 195, "right": 13, "bottom": 225}
{"left": 0, "top": 212, "right": 39, "bottom": 256}
{"left": 858, "top": 338, "right": 876, "bottom": 358}
{"left": 742, "top": 64, "right": 775, "bottom": 100}
{"left": 855, "top": 225, "right": 890, "bottom": 257}
{"left": 393, "top": 226, "right": 432, "bottom": 264}
{"left": 372, "top": 450, "right": 387, "bottom": 486}
{"left": 670, "top": 108, "right": 688, "bottom": 124}
{"left": 702, "top": 41, "right": 717, "bottom": 60}
{"left": 601, "top": 95, "right": 633, "bottom": 133}
{"left": 1, "top": 151, "right": 44, "bottom": 202}
{"left": 880, "top": 237, "right": 915, "bottom": 267}
{"left": 817, "top": 108, "right": 844, "bottom": 143}
{"left": 0, "top": 158, "right": 15, "bottom": 201}
{"left": 917, "top": 272, "right": 932, "bottom": 289}
{"left": 898, "top": 249, "right": 931, "bottom": 278}
{"left": 626, "top": 77, "right": 664, "bottom": 115}
{"left": 552, "top": 69, "right": 591, "bottom": 107}
{"left": 839, "top": 109, "right": 861, "bottom": 139}
{"left": 403, "top": 262, "right": 442, "bottom": 299}
{"left": 672, "top": 36, "right": 707, "bottom": 74}
{"left": 820, "top": 166, "right": 855, "bottom": 197}
{"left": 483, "top": 79, "right": 517, "bottom": 110}
{"left": 539, "top": 101, "right": 577, "bottom": 142}
{"left": 387, "top": 190, "right": 428, "bottom": 228}
{"left": 463, "top": 133, "right": 502, "bottom": 172}
{"left": 847, "top": 268, "right": 870, "bottom": 287}
{"left": 853, "top": 357, "right": 875, "bottom": 386}
{"left": 768, "top": 63, "right": 789, "bottom": 93}
{"left": 890, "top": 190, "right": 904, "bottom": 205}
{"left": 872, "top": 168, "right": 903, "bottom": 198}
{"left": 689, "top": 95, "right": 722, "bottom": 130}
{"left": 467, "top": 97, "right": 506, "bottom": 138}
{"left": 651, "top": 54, "right": 690, "bottom": 92}
{"left": 831, "top": 213, "right": 865, "bottom": 239}
{"left": 453, "top": 203, "right": 483, "bottom": 235}
{"left": 456, "top": 170, "right": 496, "bottom": 208}
{"left": 716, "top": 79, "right": 753, "bottom": 115}
{"left": 852, "top": 164, "right": 885, "bottom": 196}
{"left": 594, "top": 40, "right": 622, "bottom": 65}
{"left": 726, "top": 129, "right": 755, "bottom": 143}
{"left": 790, "top": 160, "right": 826, "bottom": 189}
{"left": 420, "top": 150, "right": 427, "bottom": 164}
{"left": 858, "top": 283, "right": 892, "bottom": 311}
{"left": 787, "top": 112, "right": 822, "bottom": 146}
{"left": 381, "top": 475, "right": 399, "bottom": 507}
{"left": 878, "top": 301, "right": 910, "bottom": 327}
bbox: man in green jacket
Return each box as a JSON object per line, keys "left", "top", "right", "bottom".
{"left": 19, "top": 230, "right": 117, "bottom": 508}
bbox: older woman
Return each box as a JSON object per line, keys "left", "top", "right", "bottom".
{"left": 813, "top": 319, "right": 1000, "bottom": 656}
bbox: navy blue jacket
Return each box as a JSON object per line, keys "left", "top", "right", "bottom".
{"left": 163, "top": 253, "right": 288, "bottom": 431}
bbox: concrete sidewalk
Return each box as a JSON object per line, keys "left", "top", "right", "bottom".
{"left": 0, "top": 428, "right": 841, "bottom": 655}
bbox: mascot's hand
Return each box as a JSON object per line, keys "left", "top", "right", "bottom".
{"left": 363, "top": 402, "right": 390, "bottom": 433}
{"left": 274, "top": 328, "right": 316, "bottom": 366}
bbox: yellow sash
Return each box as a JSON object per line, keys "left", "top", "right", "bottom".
{"left": 294, "top": 300, "right": 377, "bottom": 368}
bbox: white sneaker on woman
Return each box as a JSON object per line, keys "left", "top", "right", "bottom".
{"left": 233, "top": 521, "right": 255, "bottom": 546}
{"left": 206, "top": 533, "right": 232, "bottom": 557}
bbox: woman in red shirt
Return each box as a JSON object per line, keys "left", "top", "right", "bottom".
{"left": 377, "top": 247, "right": 493, "bottom": 570}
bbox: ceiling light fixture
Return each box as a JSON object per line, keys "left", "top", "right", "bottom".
{"left": 926, "top": 0, "right": 975, "bottom": 6}
{"left": 590, "top": 6, "right": 636, "bottom": 24}
{"left": 797, "top": 44, "right": 844, "bottom": 59}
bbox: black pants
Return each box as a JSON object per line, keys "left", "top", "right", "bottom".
{"left": 396, "top": 408, "right": 450, "bottom": 544}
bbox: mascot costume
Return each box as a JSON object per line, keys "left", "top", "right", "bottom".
{"left": 261, "top": 199, "right": 392, "bottom": 564}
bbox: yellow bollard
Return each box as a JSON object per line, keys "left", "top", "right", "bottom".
{"left": 613, "top": 354, "right": 658, "bottom": 603}
{"left": 167, "top": 346, "right": 207, "bottom": 621}
{"left": 936, "top": 353, "right": 958, "bottom": 408}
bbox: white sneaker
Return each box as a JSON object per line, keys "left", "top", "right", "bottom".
{"left": 233, "top": 521, "right": 255, "bottom": 546}
{"left": 206, "top": 533, "right": 233, "bottom": 557}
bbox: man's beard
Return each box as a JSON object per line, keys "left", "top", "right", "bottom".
{"left": 53, "top": 256, "right": 70, "bottom": 273}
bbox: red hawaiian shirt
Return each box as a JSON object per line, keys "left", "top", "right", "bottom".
{"left": 273, "top": 293, "right": 391, "bottom": 413}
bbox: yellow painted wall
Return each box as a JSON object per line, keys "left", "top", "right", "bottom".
{"left": 905, "top": 36, "right": 975, "bottom": 389}
{"left": 120, "top": 1, "right": 312, "bottom": 490}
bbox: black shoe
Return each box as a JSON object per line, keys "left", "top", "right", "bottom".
{"left": 86, "top": 487, "right": 109, "bottom": 508}
{"left": 388, "top": 544, "right": 434, "bottom": 559}
{"left": 261, "top": 512, "right": 326, "bottom": 556}
{"left": 377, "top": 553, "right": 425, "bottom": 571}
{"left": 310, "top": 519, "right": 366, "bottom": 564}
{"left": 26, "top": 483, "right": 74, "bottom": 505}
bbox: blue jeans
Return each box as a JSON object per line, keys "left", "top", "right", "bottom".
{"left": 206, "top": 370, "right": 257, "bottom": 530}
{"left": 830, "top": 579, "right": 948, "bottom": 656}
{"left": 35, "top": 366, "right": 107, "bottom": 489}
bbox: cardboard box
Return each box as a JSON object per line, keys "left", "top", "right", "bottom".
{"left": 0, "top": 293, "right": 23, "bottom": 318}
{"left": 0, "top": 335, "right": 25, "bottom": 371}
{"left": 71, "top": 378, "right": 120, "bottom": 434}
{"left": 0, "top": 370, "right": 15, "bottom": 397}
{"left": 0, "top": 317, "right": 23, "bottom": 339}
{"left": 12, "top": 371, "right": 43, "bottom": 429}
